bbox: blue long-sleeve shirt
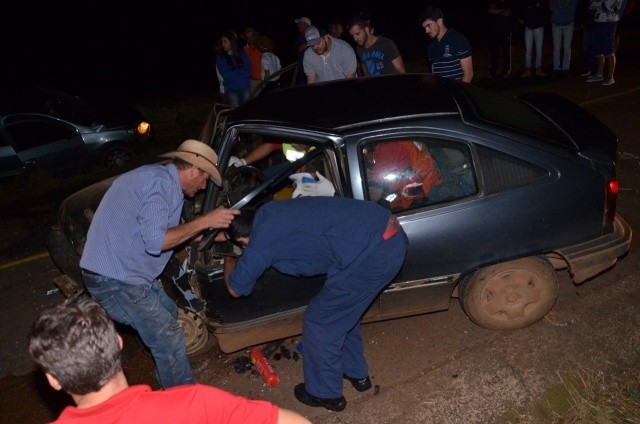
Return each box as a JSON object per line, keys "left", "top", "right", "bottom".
{"left": 229, "top": 197, "right": 401, "bottom": 296}
{"left": 216, "top": 51, "right": 251, "bottom": 91}
{"left": 80, "top": 164, "right": 184, "bottom": 285}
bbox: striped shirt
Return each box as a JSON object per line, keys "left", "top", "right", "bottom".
{"left": 427, "top": 29, "right": 472, "bottom": 81}
{"left": 80, "top": 163, "right": 184, "bottom": 285}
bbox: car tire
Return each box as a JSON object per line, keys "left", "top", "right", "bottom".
{"left": 101, "top": 145, "right": 135, "bottom": 168}
{"left": 459, "top": 256, "right": 558, "bottom": 330}
{"left": 135, "top": 308, "right": 216, "bottom": 357}
{"left": 177, "top": 309, "right": 216, "bottom": 357}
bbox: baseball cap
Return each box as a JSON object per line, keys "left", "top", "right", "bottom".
{"left": 295, "top": 17, "right": 311, "bottom": 26}
{"left": 304, "top": 25, "right": 322, "bottom": 47}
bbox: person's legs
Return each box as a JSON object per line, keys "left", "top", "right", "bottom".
{"left": 501, "top": 31, "right": 512, "bottom": 75}
{"left": 533, "top": 26, "right": 544, "bottom": 69}
{"left": 223, "top": 90, "right": 240, "bottom": 106}
{"left": 524, "top": 27, "right": 533, "bottom": 69}
{"left": 552, "top": 24, "right": 562, "bottom": 70}
{"left": 301, "top": 233, "right": 407, "bottom": 399}
{"left": 562, "top": 22, "right": 574, "bottom": 70}
{"left": 488, "top": 30, "right": 500, "bottom": 76}
{"left": 83, "top": 273, "right": 194, "bottom": 388}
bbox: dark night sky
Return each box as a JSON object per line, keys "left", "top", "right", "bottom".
{"left": 3, "top": 0, "right": 488, "bottom": 100}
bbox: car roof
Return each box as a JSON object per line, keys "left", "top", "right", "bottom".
{"left": 226, "top": 74, "right": 461, "bottom": 133}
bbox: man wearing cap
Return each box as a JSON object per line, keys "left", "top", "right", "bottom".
{"left": 303, "top": 25, "right": 357, "bottom": 83}
{"left": 79, "top": 139, "right": 239, "bottom": 389}
{"left": 294, "top": 17, "right": 312, "bottom": 86}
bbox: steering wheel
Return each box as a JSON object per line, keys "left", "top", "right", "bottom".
{"left": 197, "top": 165, "right": 269, "bottom": 252}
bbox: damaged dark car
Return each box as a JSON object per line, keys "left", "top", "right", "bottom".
{"left": 46, "top": 74, "right": 632, "bottom": 355}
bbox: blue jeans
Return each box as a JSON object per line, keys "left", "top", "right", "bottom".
{"left": 224, "top": 89, "right": 250, "bottom": 106}
{"left": 82, "top": 271, "right": 194, "bottom": 388}
{"left": 552, "top": 22, "right": 574, "bottom": 70}
{"left": 524, "top": 26, "right": 544, "bottom": 68}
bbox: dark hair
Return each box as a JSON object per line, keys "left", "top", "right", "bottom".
{"left": 227, "top": 208, "right": 256, "bottom": 239}
{"left": 419, "top": 6, "right": 444, "bottom": 24}
{"left": 28, "top": 297, "right": 121, "bottom": 395}
{"left": 219, "top": 30, "right": 245, "bottom": 68}
{"left": 347, "top": 12, "right": 372, "bottom": 31}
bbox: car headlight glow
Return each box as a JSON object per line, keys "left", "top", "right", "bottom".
{"left": 137, "top": 121, "right": 151, "bottom": 135}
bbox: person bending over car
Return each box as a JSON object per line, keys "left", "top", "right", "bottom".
{"left": 222, "top": 197, "right": 408, "bottom": 412}
{"left": 28, "top": 297, "right": 311, "bottom": 424}
{"left": 79, "top": 139, "right": 239, "bottom": 389}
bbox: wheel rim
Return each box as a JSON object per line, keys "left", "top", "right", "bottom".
{"left": 177, "top": 309, "right": 210, "bottom": 356}
{"left": 479, "top": 268, "right": 545, "bottom": 321}
{"left": 104, "top": 149, "right": 133, "bottom": 167}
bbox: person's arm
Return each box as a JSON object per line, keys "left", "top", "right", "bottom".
{"left": 345, "top": 72, "right": 356, "bottom": 79}
{"left": 243, "top": 143, "right": 278, "bottom": 165}
{"left": 306, "top": 73, "right": 318, "bottom": 84}
{"left": 460, "top": 56, "right": 474, "bottom": 82}
{"left": 276, "top": 408, "right": 312, "bottom": 424}
{"left": 223, "top": 256, "right": 241, "bottom": 297}
{"left": 162, "top": 208, "right": 239, "bottom": 251}
{"left": 392, "top": 56, "right": 406, "bottom": 73}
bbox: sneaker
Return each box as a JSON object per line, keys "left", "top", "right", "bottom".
{"left": 343, "top": 374, "right": 372, "bottom": 392}
{"left": 535, "top": 68, "right": 546, "bottom": 77}
{"left": 602, "top": 77, "right": 615, "bottom": 86}
{"left": 580, "top": 71, "right": 592, "bottom": 77}
{"left": 586, "top": 74, "right": 604, "bottom": 83}
{"left": 521, "top": 68, "right": 531, "bottom": 77}
{"left": 294, "top": 383, "right": 346, "bottom": 412}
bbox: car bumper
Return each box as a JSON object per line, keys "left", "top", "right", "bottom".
{"left": 555, "top": 213, "right": 632, "bottom": 283}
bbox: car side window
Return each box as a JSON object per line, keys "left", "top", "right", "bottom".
{"left": 361, "top": 138, "right": 477, "bottom": 211}
{"left": 4, "top": 121, "right": 78, "bottom": 151}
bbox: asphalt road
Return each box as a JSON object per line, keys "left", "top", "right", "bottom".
{"left": 1, "top": 44, "right": 639, "bottom": 422}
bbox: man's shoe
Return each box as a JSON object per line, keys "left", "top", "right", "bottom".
{"left": 602, "top": 77, "right": 615, "bottom": 86}
{"left": 294, "top": 383, "right": 346, "bottom": 412}
{"left": 521, "top": 68, "right": 531, "bottom": 77}
{"left": 343, "top": 374, "right": 372, "bottom": 392}
{"left": 535, "top": 68, "right": 546, "bottom": 77}
{"left": 580, "top": 70, "right": 592, "bottom": 77}
{"left": 586, "top": 74, "right": 604, "bottom": 83}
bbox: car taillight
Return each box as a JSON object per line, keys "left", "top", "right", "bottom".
{"left": 604, "top": 178, "right": 618, "bottom": 225}
{"left": 137, "top": 121, "right": 151, "bottom": 136}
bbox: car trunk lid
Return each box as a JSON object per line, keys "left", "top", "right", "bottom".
{"left": 516, "top": 92, "right": 618, "bottom": 162}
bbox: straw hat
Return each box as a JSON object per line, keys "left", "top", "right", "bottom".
{"left": 160, "top": 139, "right": 222, "bottom": 186}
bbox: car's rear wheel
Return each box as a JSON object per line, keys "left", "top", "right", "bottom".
{"left": 459, "top": 256, "right": 558, "bottom": 330}
{"left": 101, "top": 145, "right": 135, "bottom": 168}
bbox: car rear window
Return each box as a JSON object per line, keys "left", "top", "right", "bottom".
{"left": 460, "top": 84, "right": 571, "bottom": 146}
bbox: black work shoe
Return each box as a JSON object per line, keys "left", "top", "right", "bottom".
{"left": 343, "top": 374, "right": 372, "bottom": 392}
{"left": 294, "top": 383, "right": 346, "bottom": 412}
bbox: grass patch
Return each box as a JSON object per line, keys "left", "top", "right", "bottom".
{"left": 505, "top": 363, "right": 640, "bottom": 423}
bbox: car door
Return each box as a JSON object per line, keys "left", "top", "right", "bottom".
{"left": 2, "top": 116, "right": 88, "bottom": 174}
{"left": 347, "top": 131, "right": 482, "bottom": 321}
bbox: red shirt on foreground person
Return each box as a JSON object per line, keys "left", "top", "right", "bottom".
{"left": 28, "top": 297, "right": 311, "bottom": 424}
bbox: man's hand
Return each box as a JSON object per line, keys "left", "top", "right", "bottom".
{"left": 228, "top": 156, "right": 246, "bottom": 167}
{"left": 201, "top": 208, "right": 240, "bottom": 229}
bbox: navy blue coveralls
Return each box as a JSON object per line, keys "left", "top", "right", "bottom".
{"left": 229, "top": 196, "right": 408, "bottom": 399}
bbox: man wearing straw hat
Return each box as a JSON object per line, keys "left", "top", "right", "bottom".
{"left": 80, "top": 139, "right": 239, "bottom": 389}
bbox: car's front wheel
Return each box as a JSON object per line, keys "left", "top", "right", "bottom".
{"left": 101, "top": 145, "right": 135, "bottom": 168}
{"left": 459, "top": 256, "right": 558, "bottom": 330}
{"left": 177, "top": 309, "right": 214, "bottom": 356}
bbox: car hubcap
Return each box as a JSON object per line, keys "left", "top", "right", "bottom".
{"left": 480, "top": 269, "right": 543, "bottom": 320}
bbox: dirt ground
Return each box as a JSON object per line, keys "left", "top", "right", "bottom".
{"left": 1, "top": 36, "right": 639, "bottom": 423}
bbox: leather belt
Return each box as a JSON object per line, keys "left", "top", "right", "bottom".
{"left": 382, "top": 216, "right": 399, "bottom": 240}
